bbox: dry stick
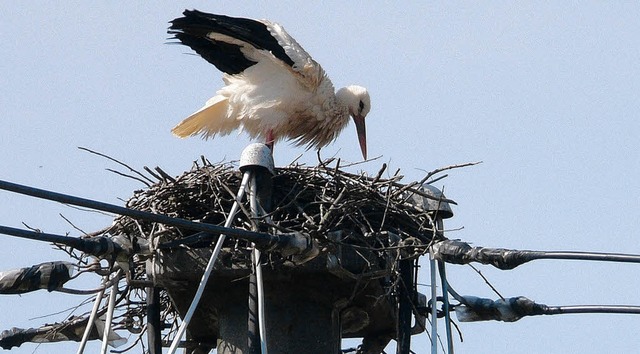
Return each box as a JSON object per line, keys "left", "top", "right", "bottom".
{"left": 79, "top": 146, "right": 155, "bottom": 185}
{"left": 59, "top": 213, "right": 90, "bottom": 237}
{"left": 371, "top": 163, "right": 388, "bottom": 185}
{"left": 336, "top": 155, "right": 383, "bottom": 168}
{"left": 154, "top": 167, "right": 176, "bottom": 183}
{"left": 426, "top": 174, "right": 448, "bottom": 185}
{"left": 106, "top": 168, "right": 152, "bottom": 187}
{"left": 398, "top": 161, "right": 482, "bottom": 199}
{"left": 27, "top": 295, "right": 96, "bottom": 322}
{"left": 419, "top": 161, "right": 482, "bottom": 185}
{"left": 64, "top": 203, "right": 118, "bottom": 218}
{"left": 143, "top": 167, "right": 164, "bottom": 182}
{"left": 317, "top": 187, "right": 347, "bottom": 232}
{"left": 467, "top": 264, "right": 505, "bottom": 301}
{"left": 378, "top": 186, "right": 393, "bottom": 232}
{"left": 218, "top": 176, "right": 253, "bottom": 226}
{"left": 288, "top": 153, "right": 304, "bottom": 165}
{"left": 316, "top": 150, "right": 335, "bottom": 168}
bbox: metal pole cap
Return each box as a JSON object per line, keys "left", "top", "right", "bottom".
{"left": 239, "top": 143, "right": 275, "bottom": 175}
{"left": 406, "top": 184, "right": 454, "bottom": 219}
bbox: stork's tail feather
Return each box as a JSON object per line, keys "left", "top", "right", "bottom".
{"left": 172, "top": 95, "right": 235, "bottom": 138}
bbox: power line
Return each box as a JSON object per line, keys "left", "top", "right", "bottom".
{"left": 431, "top": 239, "right": 640, "bottom": 270}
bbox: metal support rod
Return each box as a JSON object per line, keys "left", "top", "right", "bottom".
{"left": 429, "top": 258, "right": 438, "bottom": 354}
{"left": 100, "top": 270, "right": 121, "bottom": 354}
{"left": 167, "top": 172, "right": 250, "bottom": 354}
{"left": 76, "top": 277, "right": 107, "bottom": 354}
{"left": 147, "top": 286, "right": 162, "bottom": 354}
{"left": 0, "top": 179, "right": 276, "bottom": 248}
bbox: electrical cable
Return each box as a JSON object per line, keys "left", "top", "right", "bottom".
{"left": 437, "top": 261, "right": 454, "bottom": 354}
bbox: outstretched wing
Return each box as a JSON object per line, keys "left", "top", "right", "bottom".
{"left": 169, "top": 10, "right": 325, "bottom": 90}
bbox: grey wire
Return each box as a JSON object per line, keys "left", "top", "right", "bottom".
{"left": 437, "top": 261, "right": 454, "bottom": 354}
{"left": 545, "top": 305, "right": 640, "bottom": 315}
{"left": 535, "top": 251, "right": 640, "bottom": 263}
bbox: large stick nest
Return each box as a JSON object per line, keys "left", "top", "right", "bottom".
{"left": 114, "top": 158, "right": 448, "bottom": 260}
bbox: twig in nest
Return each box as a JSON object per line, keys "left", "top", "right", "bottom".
{"left": 155, "top": 167, "right": 176, "bottom": 183}
{"left": 59, "top": 213, "right": 89, "bottom": 236}
{"left": 106, "top": 168, "right": 152, "bottom": 187}
{"left": 467, "top": 264, "right": 504, "bottom": 300}
{"left": 143, "top": 166, "right": 163, "bottom": 182}
{"left": 397, "top": 161, "right": 482, "bottom": 202}
{"left": 79, "top": 146, "right": 154, "bottom": 186}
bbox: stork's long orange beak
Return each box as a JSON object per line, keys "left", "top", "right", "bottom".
{"left": 353, "top": 115, "right": 367, "bottom": 160}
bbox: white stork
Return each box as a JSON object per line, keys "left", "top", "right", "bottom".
{"left": 169, "top": 10, "right": 371, "bottom": 159}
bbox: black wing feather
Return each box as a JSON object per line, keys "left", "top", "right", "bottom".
{"left": 169, "top": 10, "right": 295, "bottom": 75}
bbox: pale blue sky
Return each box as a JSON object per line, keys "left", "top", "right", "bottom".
{"left": 1, "top": 2, "right": 639, "bottom": 353}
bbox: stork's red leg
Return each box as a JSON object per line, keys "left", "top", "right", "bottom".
{"left": 265, "top": 129, "right": 275, "bottom": 153}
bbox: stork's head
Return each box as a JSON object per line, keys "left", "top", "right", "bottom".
{"left": 336, "top": 85, "right": 371, "bottom": 159}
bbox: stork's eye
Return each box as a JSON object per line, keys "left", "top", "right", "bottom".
{"left": 358, "top": 100, "right": 365, "bottom": 113}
